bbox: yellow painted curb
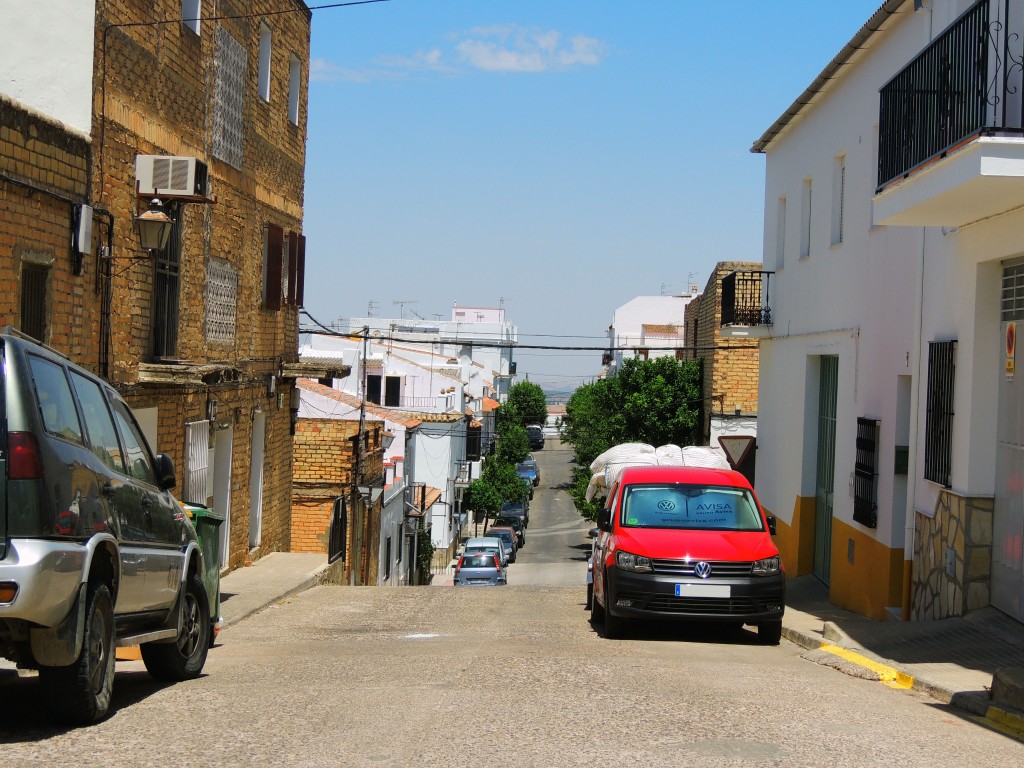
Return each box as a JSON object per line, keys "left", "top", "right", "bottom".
{"left": 984, "top": 706, "right": 1024, "bottom": 740}
{"left": 820, "top": 643, "right": 914, "bottom": 689}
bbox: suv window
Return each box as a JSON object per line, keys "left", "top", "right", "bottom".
{"left": 28, "top": 355, "right": 83, "bottom": 444}
{"left": 69, "top": 371, "right": 126, "bottom": 473}
{"left": 110, "top": 400, "right": 156, "bottom": 485}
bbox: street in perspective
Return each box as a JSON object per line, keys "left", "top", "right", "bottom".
{"left": 1, "top": 442, "right": 1022, "bottom": 766}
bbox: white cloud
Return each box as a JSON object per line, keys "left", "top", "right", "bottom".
{"left": 309, "top": 58, "right": 373, "bottom": 84}
{"left": 455, "top": 26, "right": 608, "bottom": 73}
{"left": 312, "top": 26, "right": 607, "bottom": 84}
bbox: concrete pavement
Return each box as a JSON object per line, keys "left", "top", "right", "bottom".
{"left": 217, "top": 552, "right": 1024, "bottom": 738}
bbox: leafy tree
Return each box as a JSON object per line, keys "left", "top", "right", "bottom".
{"left": 494, "top": 423, "right": 529, "bottom": 465}
{"left": 463, "top": 478, "right": 503, "bottom": 522}
{"left": 562, "top": 356, "right": 702, "bottom": 520}
{"left": 482, "top": 458, "right": 529, "bottom": 504}
{"left": 499, "top": 380, "right": 548, "bottom": 430}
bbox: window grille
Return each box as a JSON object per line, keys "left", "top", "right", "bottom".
{"left": 205, "top": 257, "right": 238, "bottom": 343}
{"left": 214, "top": 27, "right": 245, "bottom": 169}
{"left": 924, "top": 340, "right": 956, "bottom": 487}
{"left": 1001, "top": 263, "right": 1024, "bottom": 321}
{"left": 21, "top": 263, "right": 48, "bottom": 341}
{"left": 153, "top": 203, "right": 182, "bottom": 359}
{"left": 853, "top": 418, "right": 879, "bottom": 528}
{"left": 184, "top": 420, "right": 210, "bottom": 504}
{"left": 328, "top": 496, "right": 347, "bottom": 565}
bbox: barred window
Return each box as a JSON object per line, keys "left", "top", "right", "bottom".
{"left": 1001, "top": 262, "right": 1024, "bottom": 321}
{"left": 924, "top": 340, "right": 956, "bottom": 487}
{"left": 214, "top": 27, "right": 245, "bottom": 169}
{"left": 21, "top": 263, "right": 48, "bottom": 342}
{"left": 205, "top": 256, "right": 238, "bottom": 343}
{"left": 853, "top": 418, "right": 878, "bottom": 528}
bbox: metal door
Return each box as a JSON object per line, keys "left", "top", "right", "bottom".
{"left": 814, "top": 356, "right": 839, "bottom": 584}
{"left": 995, "top": 268, "right": 1024, "bottom": 619}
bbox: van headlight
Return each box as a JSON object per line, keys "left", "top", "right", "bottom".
{"left": 616, "top": 551, "right": 653, "bottom": 573}
{"left": 752, "top": 556, "right": 781, "bottom": 576}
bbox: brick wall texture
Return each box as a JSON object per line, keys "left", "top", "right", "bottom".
{"left": 684, "top": 262, "right": 762, "bottom": 443}
{"left": 0, "top": 1, "right": 314, "bottom": 572}
{"left": 292, "top": 417, "right": 384, "bottom": 584}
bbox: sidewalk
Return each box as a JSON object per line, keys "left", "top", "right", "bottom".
{"left": 783, "top": 575, "right": 1024, "bottom": 736}
{"left": 217, "top": 552, "right": 330, "bottom": 629}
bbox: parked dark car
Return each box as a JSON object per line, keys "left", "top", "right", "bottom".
{"left": 526, "top": 424, "right": 545, "bottom": 450}
{"left": 500, "top": 499, "right": 529, "bottom": 528}
{"left": 454, "top": 552, "right": 506, "bottom": 586}
{"left": 487, "top": 527, "right": 519, "bottom": 563}
{"left": 494, "top": 516, "right": 526, "bottom": 548}
{"left": 0, "top": 329, "right": 211, "bottom": 724}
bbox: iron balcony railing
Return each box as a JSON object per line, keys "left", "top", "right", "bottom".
{"left": 878, "top": 0, "right": 1024, "bottom": 190}
{"left": 721, "top": 271, "right": 773, "bottom": 327}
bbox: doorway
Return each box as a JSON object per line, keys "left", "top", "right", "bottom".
{"left": 814, "top": 356, "right": 839, "bottom": 584}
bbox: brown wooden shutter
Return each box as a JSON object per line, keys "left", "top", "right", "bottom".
{"left": 296, "top": 234, "right": 306, "bottom": 307}
{"left": 265, "top": 224, "right": 283, "bottom": 311}
{"left": 287, "top": 230, "right": 299, "bottom": 305}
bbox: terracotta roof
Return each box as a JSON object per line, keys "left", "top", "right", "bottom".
{"left": 388, "top": 353, "right": 462, "bottom": 381}
{"left": 483, "top": 397, "right": 500, "bottom": 412}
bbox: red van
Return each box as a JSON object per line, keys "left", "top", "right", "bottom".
{"left": 590, "top": 465, "right": 785, "bottom": 643}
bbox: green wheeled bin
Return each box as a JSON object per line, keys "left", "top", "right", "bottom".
{"left": 182, "top": 502, "right": 224, "bottom": 644}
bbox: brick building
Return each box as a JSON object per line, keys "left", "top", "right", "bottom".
{"left": 683, "top": 262, "right": 762, "bottom": 470}
{"left": 88, "top": 0, "right": 317, "bottom": 570}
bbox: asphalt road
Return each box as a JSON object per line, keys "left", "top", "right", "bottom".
{"left": 1, "top": 440, "right": 1020, "bottom": 764}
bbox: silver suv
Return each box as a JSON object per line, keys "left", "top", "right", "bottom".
{"left": 0, "top": 330, "right": 210, "bottom": 724}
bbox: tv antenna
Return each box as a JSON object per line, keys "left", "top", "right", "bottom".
{"left": 393, "top": 299, "right": 418, "bottom": 319}
{"left": 367, "top": 299, "right": 379, "bottom": 317}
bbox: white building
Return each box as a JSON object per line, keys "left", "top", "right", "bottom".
{"left": 604, "top": 292, "right": 695, "bottom": 374}
{"left": 754, "top": 0, "right": 1024, "bottom": 623}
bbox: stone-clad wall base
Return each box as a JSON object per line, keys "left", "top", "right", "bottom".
{"left": 912, "top": 491, "right": 993, "bottom": 620}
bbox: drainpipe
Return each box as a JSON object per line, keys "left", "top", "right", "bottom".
{"left": 903, "top": 225, "right": 927, "bottom": 620}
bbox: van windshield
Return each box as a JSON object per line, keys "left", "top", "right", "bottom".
{"left": 620, "top": 484, "right": 764, "bottom": 532}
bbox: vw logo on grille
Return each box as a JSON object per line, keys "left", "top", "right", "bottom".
{"left": 694, "top": 561, "right": 712, "bottom": 579}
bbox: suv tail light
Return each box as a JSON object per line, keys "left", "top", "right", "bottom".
{"left": 8, "top": 432, "right": 43, "bottom": 480}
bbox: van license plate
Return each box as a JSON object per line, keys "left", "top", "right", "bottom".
{"left": 675, "top": 583, "right": 730, "bottom": 598}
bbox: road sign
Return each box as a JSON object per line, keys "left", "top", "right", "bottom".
{"left": 718, "top": 435, "right": 756, "bottom": 470}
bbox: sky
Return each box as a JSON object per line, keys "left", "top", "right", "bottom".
{"left": 301, "top": 0, "right": 883, "bottom": 394}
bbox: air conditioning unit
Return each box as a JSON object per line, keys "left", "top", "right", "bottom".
{"left": 135, "top": 155, "right": 209, "bottom": 197}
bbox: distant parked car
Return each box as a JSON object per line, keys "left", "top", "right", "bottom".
{"left": 454, "top": 552, "right": 506, "bottom": 586}
{"left": 500, "top": 499, "right": 529, "bottom": 528}
{"left": 521, "top": 455, "right": 540, "bottom": 485}
{"left": 464, "top": 536, "right": 508, "bottom": 568}
{"left": 494, "top": 516, "right": 525, "bottom": 548}
{"left": 517, "top": 461, "right": 540, "bottom": 489}
{"left": 487, "top": 527, "right": 519, "bottom": 563}
{"left": 526, "top": 424, "right": 545, "bottom": 450}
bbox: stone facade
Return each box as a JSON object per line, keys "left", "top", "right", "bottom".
{"left": 912, "top": 490, "right": 994, "bottom": 620}
{"left": 92, "top": 0, "right": 312, "bottom": 570}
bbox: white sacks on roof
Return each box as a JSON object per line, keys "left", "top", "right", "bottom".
{"left": 584, "top": 443, "right": 731, "bottom": 502}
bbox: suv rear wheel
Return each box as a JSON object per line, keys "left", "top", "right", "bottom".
{"left": 141, "top": 573, "right": 210, "bottom": 681}
{"left": 40, "top": 581, "right": 116, "bottom": 725}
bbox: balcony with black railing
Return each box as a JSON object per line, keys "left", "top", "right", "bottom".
{"left": 720, "top": 271, "right": 773, "bottom": 339}
{"left": 874, "top": 0, "right": 1024, "bottom": 227}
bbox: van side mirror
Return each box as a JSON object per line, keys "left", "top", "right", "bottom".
{"left": 155, "top": 453, "right": 176, "bottom": 491}
{"left": 597, "top": 507, "right": 611, "bottom": 532}
{"left": 766, "top": 514, "right": 777, "bottom": 536}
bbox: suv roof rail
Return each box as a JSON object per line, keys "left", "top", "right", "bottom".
{"left": 2, "top": 326, "right": 70, "bottom": 360}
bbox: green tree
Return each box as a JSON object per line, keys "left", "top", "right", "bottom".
{"left": 494, "top": 423, "right": 529, "bottom": 465}
{"left": 482, "top": 457, "right": 529, "bottom": 504}
{"left": 562, "top": 356, "right": 702, "bottom": 519}
{"left": 463, "top": 478, "right": 503, "bottom": 522}
{"left": 499, "top": 380, "right": 548, "bottom": 430}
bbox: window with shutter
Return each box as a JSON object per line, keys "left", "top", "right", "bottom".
{"left": 287, "top": 231, "right": 298, "bottom": 305}
{"left": 296, "top": 234, "right": 306, "bottom": 306}
{"left": 263, "top": 224, "right": 283, "bottom": 310}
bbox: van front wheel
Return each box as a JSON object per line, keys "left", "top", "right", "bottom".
{"left": 758, "top": 620, "right": 783, "bottom": 645}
